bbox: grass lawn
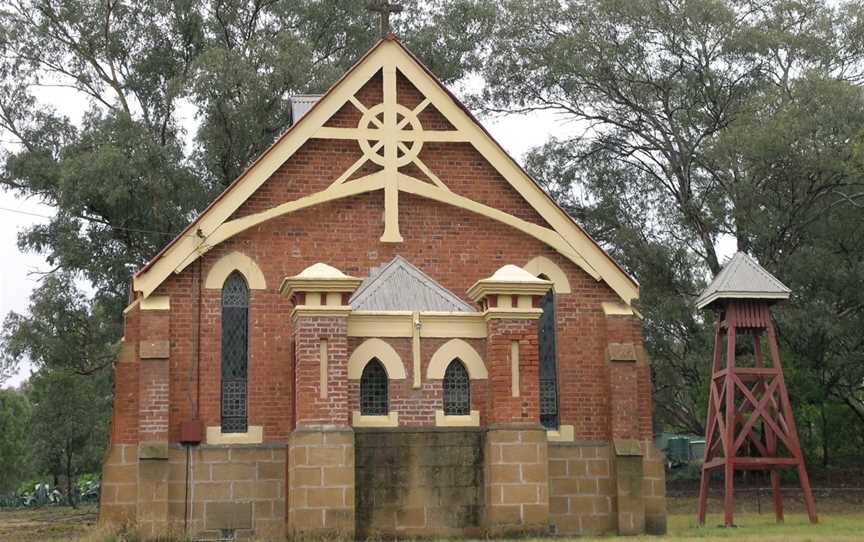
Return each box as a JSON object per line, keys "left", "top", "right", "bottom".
{"left": 620, "top": 512, "right": 864, "bottom": 541}
{"left": 0, "top": 500, "right": 862, "bottom": 541}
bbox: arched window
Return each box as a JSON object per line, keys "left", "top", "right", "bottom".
{"left": 538, "top": 276, "right": 559, "bottom": 429}
{"left": 443, "top": 359, "right": 470, "bottom": 415}
{"left": 360, "top": 358, "right": 388, "bottom": 415}
{"left": 221, "top": 271, "right": 249, "bottom": 433}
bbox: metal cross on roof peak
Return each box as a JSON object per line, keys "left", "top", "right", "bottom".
{"left": 367, "top": 0, "right": 403, "bottom": 38}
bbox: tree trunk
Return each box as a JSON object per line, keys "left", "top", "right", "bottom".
{"left": 65, "top": 445, "right": 76, "bottom": 509}
{"left": 820, "top": 403, "right": 829, "bottom": 468}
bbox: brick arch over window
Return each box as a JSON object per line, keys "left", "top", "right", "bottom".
{"left": 427, "top": 339, "right": 487, "bottom": 380}
{"left": 205, "top": 251, "right": 267, "bottom": 290}
{"left": 347, "top": 338, "right": 406, "bottom": 380}
{"left": 524, "top": 255, "right": 571, "bottom": 294}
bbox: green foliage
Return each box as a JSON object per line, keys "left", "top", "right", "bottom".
{"left": 27, "top": 367, "right": 111, "bottom": 507}
{"left": 0, "top": 0, "right": 493, "bottom": 492}
{"left": 2, "top": 0, "right": 861, "bottom": 476}
{"left": 1, "top": 273, "right": 119, "bottom": 376}
{"left": 0, "top": 388, "right": 33, "bottom": 493}
{"left": 481, "top": 0, "right": 864, "bottom": 462}
{"left": 0, "top": 0, "right": 494, "bottom": 366}
{"left": 1, "top": 275, "right": 113, "bottom": 505}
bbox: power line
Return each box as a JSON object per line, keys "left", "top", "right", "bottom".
{"left": 0, "top": 205, "right": 195, "bottom": 238}
{"left": 0, "top": 206, "right": 53, "bottom": 220}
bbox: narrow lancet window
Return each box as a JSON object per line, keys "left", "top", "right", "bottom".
{"left": 538, "top": 281, "right": 559, "bottom": 429}
{"left": 443, "top": 359, "right": 470, "bottom": 415}
{"left": 360, "top": 358, "right": 388, "bottom": 415}
{"left": 221, "top": 271, "right": 249, "bottom": 433}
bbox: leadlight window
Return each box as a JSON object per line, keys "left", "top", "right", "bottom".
{"left": 221, "top": 271, "right": 249, "bottom": 433}
{"left": 538, "top": 281, "right": 560, "bottom": 429}
{"left": 443, "top": 359, "right": 470, "bottom": 415}
{"left": 360, "top": 358, "right": 388, "bottom": 415}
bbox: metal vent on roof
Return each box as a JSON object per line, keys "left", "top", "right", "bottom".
{"left": 290, "top": 94, "right": 322, "bottom": 123}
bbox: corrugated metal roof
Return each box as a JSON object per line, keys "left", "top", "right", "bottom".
{"left": 696, "top": 252, "right": 791, "bottom": 309}
{"left": 290, "top": 95, "right": 321, "bottom": 123}
{"left": 350, "top": 256, "right": 474, "bottom": 312}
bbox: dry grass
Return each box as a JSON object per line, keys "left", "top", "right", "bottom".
{"left": 0, "top": 500, "right": 862, "bottom": 541}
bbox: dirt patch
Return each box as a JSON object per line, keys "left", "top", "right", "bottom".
{"left": 0, "top": 505, "right": 97, "bottom": 542}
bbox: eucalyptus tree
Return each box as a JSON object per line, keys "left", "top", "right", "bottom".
{"left": 480, "top": 0, "right": 864, "bottom": 458}
{"left": 0, "top": 1, "right": 493, "bottom": 476}
{"left": 0, "top": 388, "right": 32, "bottom": 494}
{"left": 0, "top": 0, "right": 492, "bottom": 365}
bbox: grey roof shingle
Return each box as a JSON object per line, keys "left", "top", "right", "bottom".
{"left": 350, "top": 256, "right": 474, "bottom": 312}
{"left": 696, "top": 252, "right": 791, "bottom": 310}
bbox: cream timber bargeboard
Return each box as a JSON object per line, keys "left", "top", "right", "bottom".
{"left": 132, "top": 37, "right": 638, "bottom": 305}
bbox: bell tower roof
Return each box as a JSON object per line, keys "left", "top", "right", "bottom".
{"left": 696, "top": 252, "right": 791, "bottom": 310}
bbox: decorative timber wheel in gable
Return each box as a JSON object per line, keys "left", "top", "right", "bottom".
{"left": 131, "top": 39, "right": 641, "bottom": 315}
{"left": 313, "top": 63, "right": 467, "bottom": 243}
{"left": 357, "top": 103, "right": 424, "bottom": 167}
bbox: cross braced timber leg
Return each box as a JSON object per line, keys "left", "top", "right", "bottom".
{"left": 767, "top": 322, "right": 818, "bottom": 523}
{"left": 698, "top": 322, "right": 725, "bottom": 525}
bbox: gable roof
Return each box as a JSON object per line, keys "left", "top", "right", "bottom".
{"left": 132, "top": 36, "right": 639, "bottom": 304}
{"left": 350, "top": 256, "right": 473, "bottom": 312}
{"left": 696, "top": 252, "right": 791, "bottom": 310}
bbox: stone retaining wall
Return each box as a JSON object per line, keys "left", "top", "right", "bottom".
{"left": 100, "top": 444, "right": 138, "bottom": 526}
{"left": 355, "top": 429, "right": 484, "bottom": 538}
{"left": 548, "top": 440, "right": 667, "bottom": 536}
{"left": 173, "top": 444, "right": 286, "bottom": 539}
{"left": 643, "top": 442, "right": 667, "bottom": 534}
{"left": 484, "top": 426, "right": 549, "bottom": 536}
{"left": 548, "top": 441, "right": 614, "bottom": 535}
{"left": 100, "top": 444, "right": 286, "bottom": 540}
{"left": 287, "top": 428, "right": 355, "bottom": 538}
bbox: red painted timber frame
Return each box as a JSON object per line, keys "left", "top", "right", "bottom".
{"left": 697, "top": 300, "right": 818, "bottom": 527}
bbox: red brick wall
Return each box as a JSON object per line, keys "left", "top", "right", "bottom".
{"left": 609, "top": 362, "right": 640, "bottom": 440}
{"left": 138, "top": 359, "right": 169, "bottom": 441}
{"left": 346, "top": 337, "right": 488, "bottom": 426}
{"left": 606, "top": 315, "right": 653, "bottom": 440}
{"left": 110, "top": 64, "right": 654, "bottom": 445}
{"left": 554, "top": 282, "right": 611, "bottom": 440}
{"left": 139, "top": 310, "right": 169, "bottom": 341}
{"left": 116, "top": 199, "right": 651, "bottom": 444}
{"left": 293, "top": 315, "right": 349, "bottom": 426}
{"left": 233, "top": 70, "right": 550, "bottom": 228}
{"left": 111, "top": 310, "right": 140, "bottom": 445}
{"left": 486, "top": 319, "right": 540, "bottom": 424}
{"left": 111, "top": 346, "right": 139, "bottom": 445}
{"left": 137, "top": 310, "right": 170, "bottom": 441}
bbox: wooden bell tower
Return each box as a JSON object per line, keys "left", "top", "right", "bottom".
{"left": 696, "top": 253, "right": 817, "bottom": 527}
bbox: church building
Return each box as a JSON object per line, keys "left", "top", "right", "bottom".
{"left": 99, "top": 35, "right": 666, "bottom": 539}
